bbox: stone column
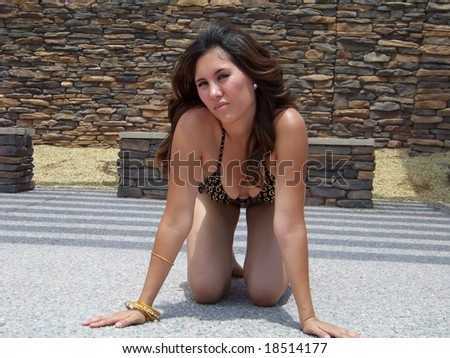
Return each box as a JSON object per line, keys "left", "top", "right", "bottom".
{"left": 117, "top": 131, "right": 168, "bottom": 199}
{"left": 411, "top": 4, "right": 450, "bottom": 155}
{"left": 307, "top": 137, "right": 375, "bottom": 208}
{"left": 0, "top": 128, "right": 35, "bottom": 193}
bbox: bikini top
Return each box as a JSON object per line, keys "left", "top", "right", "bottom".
{"left": 198, "top": 128, "right": 275, "bottom": 208}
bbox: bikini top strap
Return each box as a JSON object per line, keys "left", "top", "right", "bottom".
{"left": 217, "top": 127, "right": 226, "bottom": 166}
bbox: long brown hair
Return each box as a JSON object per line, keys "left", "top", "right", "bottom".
{"left": 157, "top": 21, "right": 296, "bottom": 182}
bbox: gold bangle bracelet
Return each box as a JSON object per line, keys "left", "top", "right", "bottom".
{"left": 135, "top": 301, "right": 161, "bottom": 320}
{"left": 125, "top": 301, "right": 161, "bottom": 321}
{"left": 151, "top": 251, "right": 174, "bottom": 266}
{"left": 125, "top": 301, "right": 153, "bottom": 321}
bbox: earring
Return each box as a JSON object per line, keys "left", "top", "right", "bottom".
{"left": 253, "top": 83, "right": 258, "bottom": 90}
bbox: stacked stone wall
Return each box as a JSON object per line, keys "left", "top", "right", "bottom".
{"left": 117, "top": 132, "right": 375, "bottom": 208}
{"left": 0, "top": 0, "right": 449, "bottom": 154}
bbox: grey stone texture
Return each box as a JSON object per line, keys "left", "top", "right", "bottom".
{"left": 118, "top": 133, "right": 375, "bottom": 207}
{"left": 0, "top": 1, "right": 449, "bottom": 155}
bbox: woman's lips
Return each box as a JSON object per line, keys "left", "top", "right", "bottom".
{"left": 214, "top": 102, "right": 228, "bottom": 111}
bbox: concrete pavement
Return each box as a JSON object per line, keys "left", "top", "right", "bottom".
{"left": 0, "top": 188, "right": 449, "bottom": 338}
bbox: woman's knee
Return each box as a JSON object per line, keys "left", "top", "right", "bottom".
{"left": 189, "top": 275, "right": 230, "bottom": 304}
{"left": 247, "top": 282, "right": 284, "bottom": 307}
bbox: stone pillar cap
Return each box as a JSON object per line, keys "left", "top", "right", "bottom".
{"left": 119, "top": 131, "right": 167, "bottom": 139}
{"left": 0, "top": 127, "right": 36, "bottom": 135}
{"left": 309, "top": 137, "right": 375, "bottom": 147}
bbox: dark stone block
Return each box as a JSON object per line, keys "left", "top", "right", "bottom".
{"left": 0, "top": 163, "right": 33, "bottom": 172}
{"left": 0, "top": 181, "right": 34, "bottom": 193}
{"left": 119, "top": 139, "right": 152, "bottom": 152}
{"left": 0, "top": 145, "right": 23, "bottom": 157}
{"left": 0, "top": 174, "right": 33, "bottom": 185}
{"left": 336, "top": 199, "right": 374, "bottom": 208}
{"left": 118, "top": 177, "right": 137, "bottom": 187}
{"left": 117, "top": 158, "right": 146, "bottom": 169}
{"left": 142, "top": 189, "right": 168, "bottom": 200}
{"left": 309, "top": 187, "right": 347, "bottom": 199}
{"left": 136, "top": 177, "right": 168, "bottom": 189}
{"left": 352, "top": 161, "right": 376, "bottom": 171}
{"left": 0, "top": 156, "right": 26, "bottom": 164}
{"left": 342, "top": 169, "right": 358, "bottom": 179}
{"left": 118, "top": 149, "right": 157, "bottom": 160}
{"left": 305, "top": 196, "right": 325, "bottom": 206}
{"left": 347, "top": 190, "right": 373, "bottom": 200}
{"left": 119, "top": 167, "right": 163, "bottom": 180}
{"left": 0, "top": 135, "right": 22, "bottom": 146}
{"left": 333, "top": 179, "right": 373, "bottom": 190}
{"left": 117, "top": 186, "right": 143, "bottom": 198}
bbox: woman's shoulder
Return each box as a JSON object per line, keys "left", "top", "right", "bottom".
{"left": 172, "top": 107, "right": 220, "bottom": 151}
{"left": 177, "top": 106, "right": 219, "bottom": 132}
{"left": 268, "top": 108, "right": 307, "bottom": 163}
{"left": 273, "top": 107, "right": 306, "bottom": 134}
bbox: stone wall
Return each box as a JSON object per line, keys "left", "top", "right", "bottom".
{"left": 118, "top": 132, "right": 375, "bottom": 208}
{"left": 0, "top": 0, "right": 449, "bottom": 154}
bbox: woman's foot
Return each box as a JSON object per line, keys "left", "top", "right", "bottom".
{"left": 232, "top": 254, "right": 243, "bottom": 278}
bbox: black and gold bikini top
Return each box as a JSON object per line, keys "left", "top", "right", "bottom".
{"left": 198, "top": 128, "right": 275, "bottom": 208}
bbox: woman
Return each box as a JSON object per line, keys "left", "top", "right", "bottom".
{"left": 83, "top": 21, "right": 360, "bottom": 338}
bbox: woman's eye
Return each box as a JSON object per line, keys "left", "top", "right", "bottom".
{"left": 218, "top": 73, "right": 229, "bottom": 81}
{"left": 196, "top": 81, "right": 207, "bottom": 88}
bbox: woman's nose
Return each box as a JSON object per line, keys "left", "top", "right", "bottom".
{"left": 209, "top": 83, "right": 222, "bottom": 98}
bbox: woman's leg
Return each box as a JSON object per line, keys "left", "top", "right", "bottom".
{"left": 244, "top": 203, "right": 289, "bottom": 307}
{"left": 187, "top": 192, "right": 241, "bottom": 304}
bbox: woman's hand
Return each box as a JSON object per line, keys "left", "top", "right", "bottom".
{"left": 302, "top": 316, "right": 361, "bottom": 338}
{"left": 82, "top": 309, "right": 147, "bottom": 329}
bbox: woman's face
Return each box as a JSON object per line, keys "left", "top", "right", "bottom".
{"left": 194, "top": 47, "right": 256, "bottom": 127}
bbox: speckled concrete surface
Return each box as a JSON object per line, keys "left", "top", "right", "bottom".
{"left": 1, "top": 189, "right": 449, "bottom": 338}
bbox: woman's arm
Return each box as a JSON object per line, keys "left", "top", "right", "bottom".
{"left": 83, "top": 110, "right": 203, "bottom": 328}
{"left": 272, "top": 108, "right": 314, "bottom": 323}
{"left": 273, "top": 108, "right": 360, "bottom": 338}
{"left": 136, "top": 111, "right": 204, "bottom": 307}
